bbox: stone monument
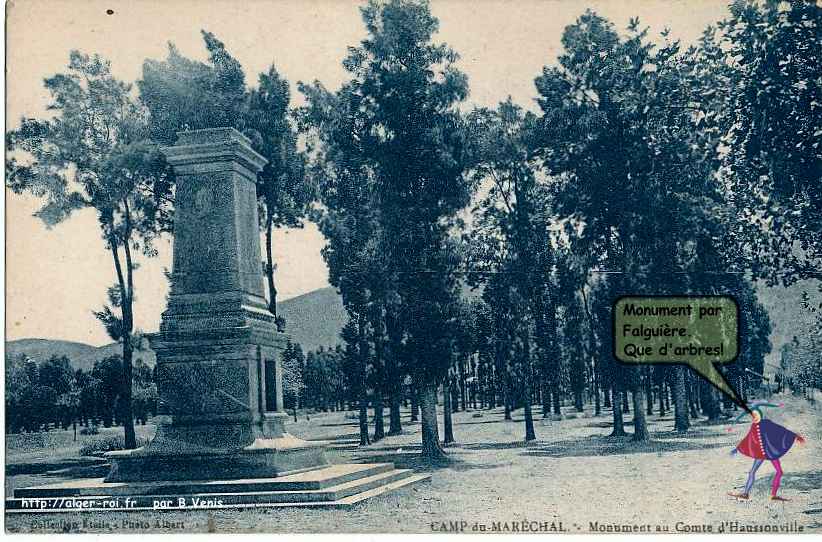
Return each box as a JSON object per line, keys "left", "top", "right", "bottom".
{"left": 106, "top": 128, "right": 327, "bottom": 482}
{"left": 8, "top": 127, "right": 429, "bottom": 511}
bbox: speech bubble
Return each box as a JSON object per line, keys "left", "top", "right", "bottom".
{"left": 613, "top": 295, "right": 749, "bottom": 413}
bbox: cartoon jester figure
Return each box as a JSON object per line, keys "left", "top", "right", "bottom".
{"left": 727, "top": 401, "right": 806, "bottom": 501}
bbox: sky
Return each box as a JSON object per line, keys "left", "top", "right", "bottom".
{"left": 6, "top": 0, "right": 731, "bottom": 346}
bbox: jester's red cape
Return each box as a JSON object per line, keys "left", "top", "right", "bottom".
{"left": 736, "top": 419, "right": 799, "bottom": 460}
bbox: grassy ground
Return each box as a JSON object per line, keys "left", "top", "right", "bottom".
{"left": 5, "top": 393, "right": 820, "bottom": 534}
{"left": 6, "top": 423, "right": 156, "bottom": 463}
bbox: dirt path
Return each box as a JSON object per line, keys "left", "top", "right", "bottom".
{"left": 5, "top": 394, "right": 820, "bottom": 533}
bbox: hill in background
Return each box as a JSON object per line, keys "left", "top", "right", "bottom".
{"left": 278, "top": 286, "right": 347, "bottom": 352}
{"left": 4, "top": 338, "right": 154, "bottom": 372}
{"left": 5, "top": 287, "right": 347, "bottom": 370}
{"left": 8, "top": 282, "right": 817, "bottom": 374}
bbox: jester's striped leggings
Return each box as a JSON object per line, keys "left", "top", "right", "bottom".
{"left": 744, "top": 458, "right": 783, "bottom": 496}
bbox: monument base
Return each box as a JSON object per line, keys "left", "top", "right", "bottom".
{"left": 105, "top": 435, "right": 329, "bottom": 483}
{"left": 103, "top": 411, "right": 329, "bottom": 482}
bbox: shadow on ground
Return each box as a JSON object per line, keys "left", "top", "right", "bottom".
{"left": 351, "top": 451, "right": 508, "bottom": 473}
{"left": 308, "top": 432, "right": 361, "bottom": 442}
{"left": 456, "top": 418, "right": 525, "bottom": 426}
{"left": 315, "top": 420, "right": 359, "bottom": 428}
{"left": 783, "top": 470, "right": 822, "bottom": 493}
{"left": 460, "top": 441, "right": 532, "bottom": 451}
{"left": 519, "top": 434, "right": 729, "bottom": 458}
{"left": 652, "top": 428, "right": 727, "bottom": 440}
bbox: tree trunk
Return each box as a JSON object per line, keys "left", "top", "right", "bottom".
{"left": 687, "top": 376, "right": 699, "bottom": 418}
{"left": 572, "top": 355, "right": 585, "bottom": 413}
{"left": 120, "top": 339, "right": 136, "bottom": 448}
{"left": 610, "top": 382, "right": 627, "bottom": 437}
{"left": 356, "top": 313, "right": 371, "bottom": 446}
{"left": 373, "top": 319, "right": 386, "bottom": 441}
{"left": 493, "top": 377, "right": 499, "bottom": 408}
{"left": 389, "top": 392, "right": 402, "bottom": 436}
{"left": 358, "top": 397, "right": 370, "bottom": 446}
{"left": 482, "top": 363, "right": 491, "bottom": 409}
{"left": 645, "top": 371, "right": 654, "bottom": 416}
{"left": 111, "top": 230, "right": 136, "bottom": 450}
{"left": 523, "top": 392, "right": 536, "bottom": 441}
{"left": 459, "top": 359, "right": 467, "bottom": 411}
{"left": 692, "top": 379, "right": 702, "bottom": 415}
{"left": 541, "top": 376, "right": 550, "bottom": 417}
{"left": 522, "top": 330, "right": 536, "bottom": 441}
{"left": 373, "top": 396, "right": 384, "bottom": 441}
{"left": 489, "top": 376, "right": 497, "bottom": 409}
{"left": 443, "top": 382, "right": 455, "bottom": 445}
{"left": 658, "top": 382, "right": 666, "bottom": 417}
{"left": 573, "top": 380, "right": 584, "bottom": 412}
{"left": 410, "top": 388, "right": 419, "bottom": 422}
{"left": 631, "top": 388, "right": 650, "bottom": 441}
{"left": 703, "top": 386, "right": 720, "bottom": 421}
{"left": 622, "top": 391, "right": 630, "bottom": 413}
{"left": 264, "top": 215, "right": 279, "bottom": 320}
{"left": 673, "top": 366, "right": 690, "bottom": 432}
{"left": 552, "top": 384, "right": 562, "bottom": 417}
{"left": 419, "top": 382, "right": 446, "bottom": 461}
{"left": 581, "top": 287, "right": 601, "bottom": 417}
{"left": 385, "top": 310, "right": 404, "bottom": 435}
{"left": 503, "top": 369, "right": 513, "bottom": 420}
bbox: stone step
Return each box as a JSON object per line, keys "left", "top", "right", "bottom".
{"left": 263, "top": 467, "right": 415, "bottom": 503}
{"left": 6, "top": 467, "right": 430, "bottom": 512}
{"left": 334, "top": 472, "right": 432, "bottom": 506}
{"left": 14, "top": 463, "right": 394, "bottom": 498}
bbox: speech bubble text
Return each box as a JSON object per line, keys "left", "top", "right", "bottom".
{"left": 613, "top": 296, "right": 746, "bottom": 410}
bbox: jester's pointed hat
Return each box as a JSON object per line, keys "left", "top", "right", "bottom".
{"left": 733, "top": 400, "right": 781, "bottom": 423}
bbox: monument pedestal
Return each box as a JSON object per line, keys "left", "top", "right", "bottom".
{"left": 105, "top": 433, "right": 328, "bottom": 483}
